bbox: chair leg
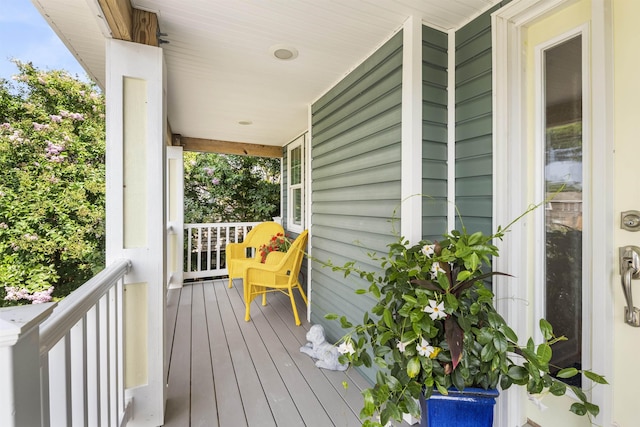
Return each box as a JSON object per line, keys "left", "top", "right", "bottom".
{"left": 262, "top": 290, "right": 267, "bottom": 306}
{"left": 288, "top": 287, "right": 301, "bottom": 326}
{"left": 296, "top": 281, "right": 308, "bottom": 305}
{"left": 244, "top": 284, "right": 252, "bottom": 322}
{"left": 228, "top": 276, "right": 233, "bottom": 288}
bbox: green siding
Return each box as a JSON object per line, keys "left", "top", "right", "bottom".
{"left": 422, "top": 26, "right": 449, "bottom": 241}
{"left": 310, "top": 32, "right": 403, "bottom": 382}
{"left": 455, "top": 5, "right": 499, "bottom": 236}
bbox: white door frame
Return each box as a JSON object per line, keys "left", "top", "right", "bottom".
{"left": 492, "top": 0, "right": 614, "bottom": 425}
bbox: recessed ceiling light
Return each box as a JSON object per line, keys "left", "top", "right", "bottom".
{"left": 238, "top": 120, "right": 253, "bottom": 125}
{"left": 270, "top": 44, "right": 298, "bottom": 60}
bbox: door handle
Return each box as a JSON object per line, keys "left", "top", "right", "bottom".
{"left": 620, "top": 246, "right": 640, "bottom": 326}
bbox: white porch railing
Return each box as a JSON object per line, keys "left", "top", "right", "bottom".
{"left": 0, "top": 259, "right": 132, "bottom": 427}
{"left": 184, "top": 221, "right": 260, "bottom": 280}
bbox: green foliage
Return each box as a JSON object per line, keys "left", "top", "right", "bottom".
{"left": 183, "top": 152, "right": 280, "bottom": 223}
{"left": 324, "top": 202, "right": 607, "bottom": 426}
{"left": 0, "top": 61, "right": 105, "bottom": 305}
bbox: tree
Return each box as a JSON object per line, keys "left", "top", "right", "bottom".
{"left": 0, "top": 62, "right": 105, "bottom": 306}
{"left": 184, "top": 152, "right": 281, "bottom": 224}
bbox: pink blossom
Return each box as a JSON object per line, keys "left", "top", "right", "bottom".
{"left": 50, "top": 115, "right": 62, "bottom": 123}
{"left": 38, "top": 76, "right": 46, "bottom": 84}
{"left": 69, "top": 112, "right": 84, "bottom": 121}
{"left": 212, "top": 178, "right": 220, "bottom": 185}
{"left": 0, "top": 222, "right": 8, "bottom": 229}
{"left": 1, "top": 123, "right": 10, "bottom": 129}
{"left": 33, "top": 122, "right": 50, "bottom": 131}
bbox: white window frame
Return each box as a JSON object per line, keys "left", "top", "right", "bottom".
{"left": 287, "top": 134, "right": 305, "bottom": 233}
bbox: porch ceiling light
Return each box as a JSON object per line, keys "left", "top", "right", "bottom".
{"left": 238, "top": 120, "right": 253, "bottom": 125}
{"left": 270, "top": 44, "right": 298, "bottom": 60}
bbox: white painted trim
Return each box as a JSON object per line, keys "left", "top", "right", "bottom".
{"left": 492, "top": 1, "right": 614, "bottom": 426}
{"left": 166, "top": 146, "right": 184, "bottom": 289}
{"left": 306, "top": 110, "right": 313, "bottom": 322}
{"left": 400, "top": 15, "right": 423, "bottom": 243}
{"left": 588, "top": 1, "right": 614, "bottom": 424}
{"left": 447, "top": 29, "right": 456, "bottom": 232}
{"left": 286, "top": 135, "right": 305, "bottom": 233}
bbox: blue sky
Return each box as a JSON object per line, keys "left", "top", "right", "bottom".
{"left": 0, "top": 0, "right": 85, "bottom": 81}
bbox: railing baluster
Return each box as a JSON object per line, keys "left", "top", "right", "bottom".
{"left": 86, "top": 305, "right": 100, "bottom": 426}
{"left": 98, "top": 295, "right": 109, "bottom": 425}
{"left": 207, "top": 226, "right": 212, "bottom": 271}
{"left": 70, "top": 320, "right": 87, "bottom": 426}
{"left": 49, "top": 335, "right": 72, "bottom": 425}
{"left": 108, "top": 286, "right": 118, "bottom": 425}
{"left": 182, "top": 222, "right": 260, "bottom": 280}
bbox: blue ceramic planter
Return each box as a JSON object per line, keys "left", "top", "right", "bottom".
{"left": 419, "top": 387, "right": 499, "bottom": 427}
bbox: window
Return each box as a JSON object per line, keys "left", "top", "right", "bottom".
{"left": 541, "top": 34, "right": 585, "bottom": 387}
{"left": 287, "top": 135, "right": 305, "bottom": 232}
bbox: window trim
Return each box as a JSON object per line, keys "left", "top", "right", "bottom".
{"left": 287, "top": 135, "right": 305, "bottom": 233}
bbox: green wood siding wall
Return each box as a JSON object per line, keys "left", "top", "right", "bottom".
{"left": 310, "top": 32, "right": 403, "bottom": 373}
{"left": 422, "top": 26, "right": 449, "bottom": 241}
{"left": 454, "top": 2, "right": 510, "bottom": 235}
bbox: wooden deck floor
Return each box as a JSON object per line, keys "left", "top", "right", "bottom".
{"left": 163, "top": 278, "right": 391, "bottom": 427}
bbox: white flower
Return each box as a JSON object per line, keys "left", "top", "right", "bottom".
{"left": 421, "top": 244, "right": 435, "bottom": 257}
{"left": 416, "top": 338, "right": 434, "bottom": 357}
{"left": 423, "top": 299, "right": 447, "bottom": 320}
{"left": 338, "top": 341, "right": 355, "bottom": 355}
{"left": 397, "top": 340, "right": 409, "bottom": 353}
{"left": 430, "top": 262, "right": 446, "bottom": 278}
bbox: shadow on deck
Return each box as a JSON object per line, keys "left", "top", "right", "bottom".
{"left": 164, "top": 278, "right": 387, "bottom": 427}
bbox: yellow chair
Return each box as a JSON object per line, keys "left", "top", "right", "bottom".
{"left": 226, "top": 221, "right": 284, "bottom": 288}
{"left": 244, "top": 230, "right": 309, "bottom": 326}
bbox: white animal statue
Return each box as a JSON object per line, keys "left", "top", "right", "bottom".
{"left": 300, "top": 324, "right": 349, "bottom": 371}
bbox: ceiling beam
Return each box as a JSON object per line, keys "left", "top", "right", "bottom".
{"left": 175, "top": 135, "right": 283, "bottom": 158}
{"left": 97, "top": 0, "right": 158, "bottom": 46}
{"left": 97, "top": 0, "right": 133, "bottom": 40}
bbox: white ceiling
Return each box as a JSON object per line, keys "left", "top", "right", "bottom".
{"left": 32, "top": 0, "right": 501, "bottom": 147}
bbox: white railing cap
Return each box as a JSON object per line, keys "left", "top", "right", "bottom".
{"left": 0, "top": 302, "right": 57, "bottom": 347}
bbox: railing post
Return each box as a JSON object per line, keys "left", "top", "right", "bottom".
{"left": 0, "top": 303, "right": 57, "bottom": 427}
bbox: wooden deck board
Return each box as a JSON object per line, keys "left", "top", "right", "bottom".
{"left": 203, "top": 283, "right": 247, "bottom": 427}
{"left": 164, "top": 278, "right": 411, "bottom": 427}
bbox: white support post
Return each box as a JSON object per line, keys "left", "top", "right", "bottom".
{"left": 0, "top": 303, "right": 56, "bottom": 427}
{"left": 401, "top": 16, "right": 423, "bottom": 243}
{"left": 105, "top": 39, "right": 166, "bottom": 426}
{"left": 167, "top": 146, "right": 184, "bottom": 289}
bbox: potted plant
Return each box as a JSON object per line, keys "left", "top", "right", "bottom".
{"left": 325, "top": 205, "right": 607, "bottom": 427}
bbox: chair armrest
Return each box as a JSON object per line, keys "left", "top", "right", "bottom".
{"left": 226, "top": 242, "right": 250, "bottom": 260}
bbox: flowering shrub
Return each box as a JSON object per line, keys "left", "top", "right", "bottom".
{"left": 326, "top": 205, "right": 607, "bottom": 426}
{"left": 258, "top": 233, "right": 292, "bottom": 262}
{"left": 0, "top": 61, "right": 106, "bottom": 306}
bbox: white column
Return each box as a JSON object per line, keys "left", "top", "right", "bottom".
{"left": 167, "top": 145, "right": 184, "bottom": 289}
{"left": 0, "top": 303, "right": 56, "bottom": 427}
{"left": 401, "top": 16, "right": 423, "bottom": 243}
{"left": 105, "top": 39, "right": 166, "bottom": 426}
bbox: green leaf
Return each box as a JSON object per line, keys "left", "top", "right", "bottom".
{"left": 556, "top": 367, "right": 579, "bottom": 379}
{"left": 383, "top": 309, "right": 394, "bottom": 329}
{"left": 324, "top": 313, "right": 338, "bottom": 320}
{"left": 584, "top": 401, "right": 600, "bottom": 416}
{"left": 407, "top": 357, "right": 421, "bottom": 378}
{"left": 569, "top": 402, "right": 587, "bottom": 416}
{"left": 355, "top": 289, "right": 367, "bottom": 295}
{"left": 549, "top": 380, "right": 566, "bottom": 396}
{"left": 493, "top": 333, "right": 508, "bottom": 353}
{"left": 340, "top": 316, "right": 353, "bottom": 329}
{"left": 584, "top": 370, "right": 608, "bottom": 384}
{"left": 536, "top": 343, "right": 552, "bottom": 364}
{"left": 539, "top": 318, "right": 553, "bottom": 340}
{"left": 362, "top": 389, "right": 375, "bottom": 416}
{"left": 502, "top": 325, "right": 518, "bottom": 343}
